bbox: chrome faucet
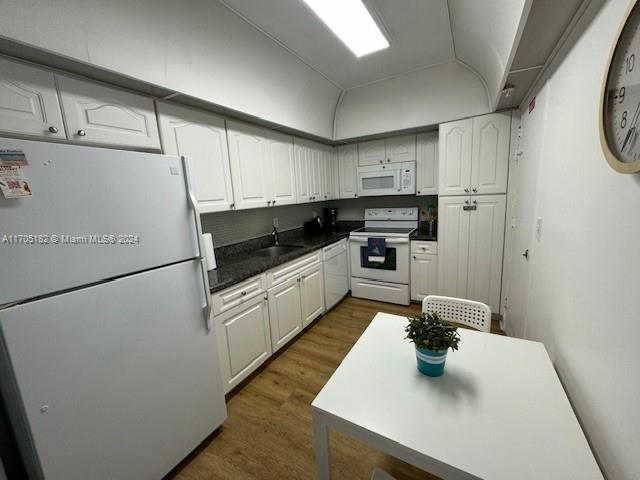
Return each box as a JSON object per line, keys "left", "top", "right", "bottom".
{"left": 271, "top": 226, "right": 279, "bottom": 246}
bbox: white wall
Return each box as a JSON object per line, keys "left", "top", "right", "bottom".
{"left": 507, "top": 0, "right": 640, "bottom": 478}
{"left": 0, "top": 0, "right": 341, "bottom": 138}
{"left": 334, "top": 61, "right": 490, "bottom": 140}
{"left": 448, "top": 0, "right": 532, "bottom": 107}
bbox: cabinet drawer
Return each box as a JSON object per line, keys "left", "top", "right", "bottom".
{"left": 212, "top": 274, "right": 266, "bottom": 315}
{"left": 267, "top": 251, "right": 321, "bottom": 287}
{"left": 411, "top": 241, "right": 437, "bottom": 255}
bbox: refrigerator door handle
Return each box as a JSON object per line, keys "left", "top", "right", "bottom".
{"left": 181, "top": 155, "right": 213, "bottom": 331}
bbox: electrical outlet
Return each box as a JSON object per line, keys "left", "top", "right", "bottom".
{"left": 272, "top": 217, "right": 279, "bottom": 228}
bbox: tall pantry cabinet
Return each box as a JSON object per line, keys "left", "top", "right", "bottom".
{"left": 437, "top": 112, "right": 510, "bottom": 313}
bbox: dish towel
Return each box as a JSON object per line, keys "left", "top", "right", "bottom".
{"left": 367, "top": 237, "right": 386, "bottom": 263}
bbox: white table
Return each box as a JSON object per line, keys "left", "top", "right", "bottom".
{"left": 311, "top": 313, "right": 603, "bottom": 480}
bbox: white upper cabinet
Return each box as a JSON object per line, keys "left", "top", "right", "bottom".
{"left": 386, "top": 135, "right": 416, "bottom": 163}
{"left": 467, "top": 195, "right": 507, "bottom": 313}
{"left": 358, "top": 139, "right": 385, "bottom": 166}
{"left": 439, "top": 113, "right": 510, "bottom": 196}
{"left": 321, "top": 146, "right": 336, "bottom": 200}
{"left": 0, "top": 58, "right": 65, "bottom": 140}
{"left": 471, "top": 112, "right": 510, "bottom": 195}
{"left": 227, "top": 121, "right": 271, "bottom": 210}
{"left": 294, "top": 141, "right": 311, "bottom": 203}
{"left": 264, "top": 129, "right": 296, "bottom": 207}
{"left": 157, "top": 102, "right": 234, "bottom": 213}
{"left": 227, "top": 121, "right": 295, "bottom": 210}
{"left": 338, "top": 144, "right": 358, "bottom": 198}
{"left": 416, "top": 132, "right": 438, "bottom": 196}
{"left": 56, "top": 75, "right": 160, "bottom": 150}
{"left": 439, "top": 118, "right": 473, "bottom": 196}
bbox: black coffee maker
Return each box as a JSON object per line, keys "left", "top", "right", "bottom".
{"left": 323, "top": 207, "right": 338, "bottom": 233}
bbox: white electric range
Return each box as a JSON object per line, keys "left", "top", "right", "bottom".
{"left": 349, "top": 207, "right": 418, "bottom": 305}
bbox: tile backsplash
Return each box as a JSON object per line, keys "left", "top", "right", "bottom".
{"left": 200, "top": 195, "right": 438, "bottom": 247}
{"left": 200, "top": 202, "right": 329, "bottom": 247}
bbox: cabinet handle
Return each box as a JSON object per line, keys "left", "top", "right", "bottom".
{"left": 324, "top": 195, "right": 327, "bottom": 199}
{"left": 267, "top": 200, "right": 271, "bottom": 206}
{"left": 464, "top": 188, "right": 469, "bottom": 193}
{"left": 472, "top": 188, "right": 478, "bottom": 193}
{"left": 354, "top": 194, "right": 358, "bottom": 197}
{"left": 48, "top": 126, "right": 58, "bottom": 134}
{"left": 77, "top": 129, "right": 86, "bottom": 137}
{"left": 297, "top": 277, "right": 301, "bottom": 283}
{"left": 417, "top": 190, "right": 421, "bottom": 194}
{"left": 230, "top": 203, "right": 235, "bottom": 209}
{"left": 387, "top": 158, "right": 391, "bottom": 163}
{"left": 241, "top": 291, "right": 247, "bottom": 296}
{"left": 413, "top": 255, "right": 416, "bottom": 260}
{"left": 465, "top": 200, "right": 470, "bottom": 205}
{"left": 272, "top": 199, "right": 276, "bottom": 205}
{"left": 382, "top": 165, "right": 386, "bottom": 169}
{"left": 379, "top": 160, "right": 383, "bottom": 164}
{"left": 473, "top": 200, "right": 478, "bottom": 205}
{"left": 264, "top": 294, "right": 268, "bottom": 300}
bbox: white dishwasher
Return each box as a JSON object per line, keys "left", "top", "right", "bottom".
{"left": 322, "top": 239, "right": 349, "bottom": 310}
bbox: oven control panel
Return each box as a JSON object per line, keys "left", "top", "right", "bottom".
{"left": 364, "top": 207, "right": 418, "bottom": 221}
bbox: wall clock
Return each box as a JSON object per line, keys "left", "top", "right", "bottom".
{"left": 600, "top": 0, "right": 640, "bottom": 173}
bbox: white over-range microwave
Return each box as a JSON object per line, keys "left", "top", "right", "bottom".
{"left": 356, "top": 162, "right": 416, "bottom": 197}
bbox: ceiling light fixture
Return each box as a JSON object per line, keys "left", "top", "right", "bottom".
{"left": 302, "top": 0, "right": 389, "bottom": 58}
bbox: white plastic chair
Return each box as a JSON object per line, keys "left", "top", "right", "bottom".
{"left": 422, "top": 295, "right": 491, "bottom": 333}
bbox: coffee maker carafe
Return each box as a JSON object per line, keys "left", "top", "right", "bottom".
{"left": 323, "top": 208, "right": 338, "bottom": 233}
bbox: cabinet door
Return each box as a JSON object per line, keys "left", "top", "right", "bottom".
{"left": 227, "top": 121, "right": 272, "bottom": 210}
{"left": 471, "top": 112, "right": 511, "bottom": 195}
{"left": 56, "top": 75, "right": 160, "bottom": 150}
{"left": 411, "top": 253, "right": 438, "bottom": 302}
{"left": 300, "top": 263, "right": 325, "bottom": 327}
{"left": 267, "top": 276, "right": 303, "bottom": 353}
{"left": 416, "top": 132, "right": 438, "bottom": 195}
{"left": 215, "top": 294, "right": 271, "bottom": 393}
{"left": 0, "top": 58, "right": 65, "bottom": 140}
{"left": 157, "top": 102, "right": 234, "bottom": 213}
{"left": 439, "top": 118, "right": 472, "bottom": 196}
{"left": 437, "top": 196, "right": 471, "bottom": 299}
{"left": 358, "top": 139, "right": 385, "bottom": 166}
{"left": 265, "top": 131, "right": 296, "bottom": 206}
{"left": 338, "top": 144, "right": 358, "bottom": 198}
{"left": 322, "top": 147, "right": 335, "bottom": 200}
{"left": 386, "top": 135, "right": 416, "bottom": 163}
{"left": 294, "top": 142, "right": 311, "bottom": 203}
{"left": 309, "top": 147, "right": 323, "bottom": 201}
{"left": 467, "top": 195, "right": 506, "bottom": 313}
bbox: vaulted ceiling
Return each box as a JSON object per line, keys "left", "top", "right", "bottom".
{"left": 220, "top": 0, "right": 456, "bottom": 90}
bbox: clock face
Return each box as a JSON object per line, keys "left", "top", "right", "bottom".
{"left": 603, "top": 1, "right": 640, "bottom": 171}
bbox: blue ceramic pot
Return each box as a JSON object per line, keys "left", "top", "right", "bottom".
{"left": 415, "top": 347, "right": 448, "bottom": 377}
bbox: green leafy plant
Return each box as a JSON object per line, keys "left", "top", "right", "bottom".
{"left": 405, "top": 312, "right": 461, "bottom": 352}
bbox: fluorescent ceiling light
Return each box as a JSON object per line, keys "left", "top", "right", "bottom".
{"left": 302, "top": 0, "right": 389, "bottom": 58}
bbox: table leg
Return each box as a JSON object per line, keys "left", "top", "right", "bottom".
{"left": 312, "top": 410, "right": 331, "bottom": 479}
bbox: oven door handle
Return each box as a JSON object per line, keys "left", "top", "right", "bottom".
{"left": 349, "top": 237, "right": 409, "bottom": 245}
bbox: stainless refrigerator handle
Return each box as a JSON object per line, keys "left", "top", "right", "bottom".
{"left": 181, "top": 155, "right": 212, "bottom": 332}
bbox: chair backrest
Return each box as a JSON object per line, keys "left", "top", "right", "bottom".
{"left": 422, "top": 295, "right": 491, "bottom": 332}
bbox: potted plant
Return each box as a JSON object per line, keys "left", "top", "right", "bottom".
{"left": 405, "top": 312, "right": 460, "bottom": 377}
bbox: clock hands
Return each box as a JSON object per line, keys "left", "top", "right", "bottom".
{"left": 622, "top": 101, "right": 640, "bottom": 152}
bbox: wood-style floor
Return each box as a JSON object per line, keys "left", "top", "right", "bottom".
{"left": 171, "top": 296, "right": 504, "bottom": 480}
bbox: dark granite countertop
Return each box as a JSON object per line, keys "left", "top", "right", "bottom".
{"left": 411, "top": 221, "right": 438, "bottom": 242}
{"left": 208, "top": 228, "right": 351, "bottom": 294}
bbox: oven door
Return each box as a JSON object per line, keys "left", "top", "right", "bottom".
{"left": 349, "top": 237, "right": 410, "bottom": 284}
{"left": 356, "top": 165, "right": 401, "bottom": 197}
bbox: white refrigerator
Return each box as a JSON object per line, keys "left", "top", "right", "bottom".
{"left": 0, "top": 138, "right": 227, "bottom": 479}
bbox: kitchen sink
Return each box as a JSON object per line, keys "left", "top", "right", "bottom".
{"left": 253, "top": 245, "right": 304, "bottom": 258}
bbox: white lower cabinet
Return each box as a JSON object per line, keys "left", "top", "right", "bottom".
{"left": 438, "top": 195, "right": 506, "bottom": 313}
{"left": 410, "top": 241, "right": 438, "bottom": 302}
{"left": 300, "top": 263, "right": 325, "bottom": 327}
{"left": 268, "top": 276, "right": 303, "bottom": 353}
{"left": 214, "top": 293, "right": 271, "bottom": 394}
